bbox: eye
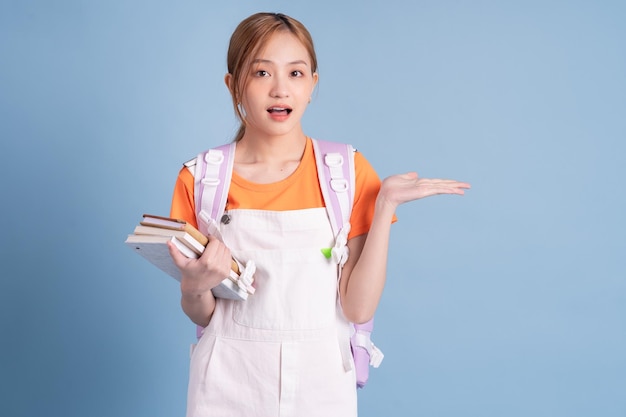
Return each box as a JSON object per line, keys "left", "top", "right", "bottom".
{"left": 255, "top": 70, "right": 270, "bottom": 77}
{"left": 291, "top": 70, "right": 304, "bottom": 77}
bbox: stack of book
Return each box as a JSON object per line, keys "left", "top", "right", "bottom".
{"left": 125, "top": 214, "right": 254, "bottom": 301}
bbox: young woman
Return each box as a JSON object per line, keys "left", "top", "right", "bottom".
{"left": 168, "top": 12, "right": 470, "bottom": 417}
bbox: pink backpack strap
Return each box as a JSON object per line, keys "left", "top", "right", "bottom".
{"left": 312, "top": 139, "right": 355, "bottom": 238}
{"left": 192, "top": 142, "right": 236, "bottom": 339}
{"left": 312, "top": 138, "right": 383, "bottom": 389}
{"left": 193, "top": 143, "right": 236, "bottom": 238}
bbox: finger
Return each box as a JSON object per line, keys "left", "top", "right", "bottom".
{"left": 416, "top": 179, "right": 471, "bottom": 190}
{"left": 429, "top": 187, "right": 467, "bottom": 196}
{"left": 417, "top": 178, "right": 469, "bottom": 185}
{"left": 167, "top": 241, "right": 190, "bottom": 268}
{"left": 409, "top": 184, "right": 467, "bottom": 197}
{"left": 200, "top": 237, "right": 224, "bottom": 261}
{"left": 197, "top": 239, "right": 233, "bottom": 274}
{"left": 435, "top": 180, "right": 471, "bottom": 189}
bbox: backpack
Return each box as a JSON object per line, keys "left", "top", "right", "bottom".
{"left": 186, "top": 138, "right": 383, "bottom": 388}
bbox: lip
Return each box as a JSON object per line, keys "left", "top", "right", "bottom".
{"left": 267, "top": 104, "right": 293, "bottom": 121}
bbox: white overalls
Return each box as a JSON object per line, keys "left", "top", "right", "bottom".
{"left": 186, "top": 207, "right": 357, "bottom": 417}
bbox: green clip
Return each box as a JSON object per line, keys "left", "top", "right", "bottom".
{"left": 321, "top": 247, "right": 332, "bottom": 259}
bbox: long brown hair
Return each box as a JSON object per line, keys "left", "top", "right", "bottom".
{"left": 226, "top": 12, "right": 318, "bottom": 141}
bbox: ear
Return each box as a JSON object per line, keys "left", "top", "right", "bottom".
{"left": 311, "top": 72, "right": 319, "bottom": 94}
{"left": 224, "top": 73, "right": 233, "bottom": 93}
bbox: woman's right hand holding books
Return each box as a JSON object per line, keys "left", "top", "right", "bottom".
{"left": 167, "top": 237, "right": 233, "bottom": 326}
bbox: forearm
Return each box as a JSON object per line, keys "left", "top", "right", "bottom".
{"left": 181, "top": 285, "right": 216, "bottom": 328}
{"left": 341, "top": 171, "right": 470, "bottom": 323}
{"left": 341, "top": 198, "right": 396, "bottom": 323}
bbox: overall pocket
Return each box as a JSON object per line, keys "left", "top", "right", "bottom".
{"left": 232, "top": 247, "right": 338, "bottom": 330}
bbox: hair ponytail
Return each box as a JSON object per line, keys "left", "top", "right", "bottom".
{"left": 234, "top": 124, "right": 246, "bottom": 142}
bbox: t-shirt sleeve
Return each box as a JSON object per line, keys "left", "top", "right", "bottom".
{"left": 169, "top": 166, "right": 198, "bottom": 229}
{"left": 349, "top": 151, "right": 397, "bottom": 239}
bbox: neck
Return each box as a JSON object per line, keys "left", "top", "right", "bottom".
{"left": 236, "top": 131, "right": 307, "bottom": 164}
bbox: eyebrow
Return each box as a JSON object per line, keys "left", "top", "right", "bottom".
{"left": 252, "top": 59, "right": 309, "bottom": 66}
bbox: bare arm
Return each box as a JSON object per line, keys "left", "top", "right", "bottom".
{"left": 167, "top": 237, "right": 234, "bottom": 327}
{"left": 339, "top": 172, "right": 471, "bottom": 324}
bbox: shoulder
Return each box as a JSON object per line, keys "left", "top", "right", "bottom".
{"left": 180, "top": 142, "right": 235, "bottom": 174}
{"left": 311, "top": 138, "right": 357, "bottom": 155}
{"left": 310, "top": 137, "right": 378, "bottom": 179}
{"left": 174, "top": 154, "right": 199, "bottom": 187}
{"left": 354, "top": 150, "right": 379, "bottom": 180}
{"left": 183, "top": 157, "right": 196, "bottom": 174}
{"left": 353, "top": 149, "right": 371, "bottom": 166}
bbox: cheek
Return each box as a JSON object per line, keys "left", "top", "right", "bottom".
{"left": 247, "top": 82, "right": 269, "bottom": 99}
{"left": 240, "top": 93, "right": 259, "bottom": 111}
{"left": 301, "top": 82, "right": 316, "bottom": 98}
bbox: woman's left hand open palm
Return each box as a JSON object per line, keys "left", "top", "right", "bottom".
{"left": 379, "top": 172, "right": 471, "bottom": 209}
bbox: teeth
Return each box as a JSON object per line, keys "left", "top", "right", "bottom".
{"left": 268, "top": 107, "right": 291, "bottom": 113}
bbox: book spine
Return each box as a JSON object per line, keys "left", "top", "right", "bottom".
{"left": 182, "top": 225, "right": 209, "bottom": 246}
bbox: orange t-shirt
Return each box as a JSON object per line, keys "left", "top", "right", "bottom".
{"left": 170, "top": 138, "right": 389, "bottom": 239}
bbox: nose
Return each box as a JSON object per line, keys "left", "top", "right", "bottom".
{"left": 270, "top": 74, "right": 289, "bottom": 98}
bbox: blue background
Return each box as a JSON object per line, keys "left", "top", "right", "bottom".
{"left": 1, "top": 1, "right": 625, "bottom": 416}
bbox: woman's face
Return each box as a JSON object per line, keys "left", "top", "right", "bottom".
{"left": 237, "top": 31, "right": 318, "bottom": 139}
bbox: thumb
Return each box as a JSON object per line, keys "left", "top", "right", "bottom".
{"left": 167, "top": 240, "right": 190, "bottom": 268}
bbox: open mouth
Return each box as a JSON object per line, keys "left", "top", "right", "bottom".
{"left": 267, "top": 107, "right": 292, "bottom": 115}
